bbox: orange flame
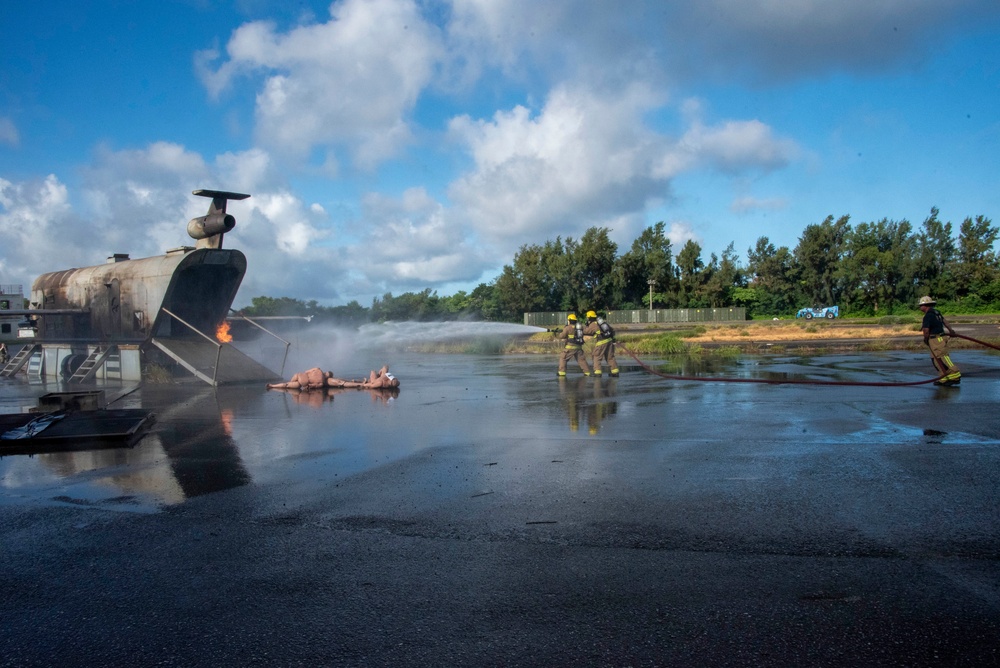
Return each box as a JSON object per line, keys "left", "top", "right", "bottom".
{"left": 216, "top": 321, "right": 233, "bottom": 343}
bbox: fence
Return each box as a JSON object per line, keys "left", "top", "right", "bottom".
{"left": 524, "top": 308, "right": 746, "bottom": 328}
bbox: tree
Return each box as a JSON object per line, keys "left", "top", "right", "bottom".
{"left": 468, "top": 283, "right": 502, "bottom": 321}
{"left": 842, "top": 218, "right": 915, "bottom": 315}
{"left": 566, "top": 227, "right": 618, "bottom": 312}
{"left": 795, "top": 215, "right": 850, "bottom": 306}
{"left": 612, "top": 221, "right": 676, "bottom": 309}
{"left": 746, "top": 236, "right": 799, "bottom": 315}
{"left": 675, "top": 240, "right": 705, "bottom": 307}
{"left": 914, "top": 207, "right": 956, "bottom": 300}
{"left": 242, "top": 296, "right": 315, "bottom": 317}
{"left": 324, "top": 300, "right": 369, "bottom": 327}
{"left": 493, "top": 239, "right": 567, "bottom": 320}
{"left": 702, "top": 242, "right": 744, "bottom": 307}
{"left": 953, "top": 215, "right": 998, "bottom": 299}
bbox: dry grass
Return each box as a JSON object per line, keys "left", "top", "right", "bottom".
{"left": 679, "top": 321, "right": 917, "bottom": 343}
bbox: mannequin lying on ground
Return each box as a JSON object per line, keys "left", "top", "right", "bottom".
{"left": 266, "top": 364, "right": 399, "bottom": 390}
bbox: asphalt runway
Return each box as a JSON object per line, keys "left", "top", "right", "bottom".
{"left": 2, "top": 350, "right": 999, "bottom": 666}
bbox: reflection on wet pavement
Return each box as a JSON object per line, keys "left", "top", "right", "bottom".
{"left": 2, "top": 350, "right": 999, "bottom": 512}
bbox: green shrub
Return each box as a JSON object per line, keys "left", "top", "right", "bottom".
{"left": 621, "top": 333, "right": 688, "bottom": 355}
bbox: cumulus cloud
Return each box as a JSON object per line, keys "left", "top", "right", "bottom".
{"left": 352, "top": 187, "right": 488, "bottom": 287}
{"left": 447, "top": 83, "right": 672, "bottom": 250}
{"left": 666, "top": 220, "right": 699, "bottom": 253}
{"left": 660, "top": 116, "right": 800, "bottom": 177}
{"left": 196, "top": 0, "right": 443, "bottom": 168}
{"left": 446, "top": 84, "right": 798, "bottom": 261}
{"left": 0, "top": 175, "right": 73, "bottom": 281}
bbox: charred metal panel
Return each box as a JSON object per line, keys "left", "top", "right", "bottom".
{"left": 31, "top": 249, "right": 246, "bottom": 343}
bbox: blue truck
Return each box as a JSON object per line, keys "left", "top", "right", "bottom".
{"left": 796, "top": 305, "right": 839, "bottom": 319}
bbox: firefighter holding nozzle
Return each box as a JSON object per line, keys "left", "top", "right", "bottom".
{"left": 584, "top": 310, "right": 619, "bottom": 377}
{"left": 555, "top": 313, "right": 591, "bottom": 377}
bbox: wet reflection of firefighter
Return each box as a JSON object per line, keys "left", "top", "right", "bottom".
{"left": 585, "top": 375, "right": 618, "bottom": 434}
{"left": 558, "top": 376, "right": 618, "bottom": 434}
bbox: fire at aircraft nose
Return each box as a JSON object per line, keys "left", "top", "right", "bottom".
{"left": 216, "top": 321, "right": 233, "bottom": 343}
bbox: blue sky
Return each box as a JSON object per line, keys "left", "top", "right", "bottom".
{"left": 2, "top": 0, "right": 998, "bottom": 308}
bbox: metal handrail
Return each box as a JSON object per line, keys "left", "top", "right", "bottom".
{"left": 227, "top": 312, "right": 292, "bottom": 376}
{"left": 160, "top": 308, "right": 222, "bottom": 383}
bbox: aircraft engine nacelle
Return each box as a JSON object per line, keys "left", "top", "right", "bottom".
{"left": 188, "top": 213, "right": 236, "bottom": 240}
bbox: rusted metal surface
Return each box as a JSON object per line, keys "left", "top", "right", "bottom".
{"left": 30, "top": 249, "right": 247, "bottom": 343}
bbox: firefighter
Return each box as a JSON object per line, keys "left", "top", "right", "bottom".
{"left": 917, "top": 296, "right": 961, "bottom": 386}
{"left": 584, "top": 310, "right": 619, "bottom": 377}
{"left": 555, "top": 313, "right": 591, "bottom": 377}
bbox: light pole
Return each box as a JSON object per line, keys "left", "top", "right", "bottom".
{"left": 647, "top": 279, "right": 656, "bottom": 322}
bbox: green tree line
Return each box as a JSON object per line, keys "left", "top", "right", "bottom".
{"left": 243, "top": 208, "right": 999, "bottom": 324}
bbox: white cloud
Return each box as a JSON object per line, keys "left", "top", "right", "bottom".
{"left": 672, "top": 118, "right": 800, "bottom": 175}
{"left": 353, "top": 187, "right": 487, "bottom": 285}
{"left": 0, "top": 175, "right": 75, "bottom": 287}
{"left": 667, "top": 220, "right": 699, "bottom": 253}
{"left": 197, "top": 0, "right": 443, "bottom": 168}
{"left": 448, "top": 83, "right": 671, "bottom": 250}
{"left": 447, "top": 84, "right": 798, "bottom": 262}
{"left": 249, "top": 191, "right": 329, "bottom": 256}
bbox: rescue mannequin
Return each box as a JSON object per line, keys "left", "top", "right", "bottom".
{"left": 267, "top": 365, "right": 400, "bottom": 390}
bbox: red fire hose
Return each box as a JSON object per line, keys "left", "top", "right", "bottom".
{"left": 953, "top": 333, "right": 1000, "bottom": 352}
{"left": 615, "top": 343, "right": 947, "bottom": 387}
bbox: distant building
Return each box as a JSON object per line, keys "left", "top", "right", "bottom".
{"left": 0, "top": 284, "right": 24, "bottom": 342}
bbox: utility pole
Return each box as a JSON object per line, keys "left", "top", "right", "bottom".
{"left": 647, "top": 279, "right": 656, "bottom": 323}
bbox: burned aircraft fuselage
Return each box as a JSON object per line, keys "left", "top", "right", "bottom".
{"left": 31, "top": 247, "right": 246, "bottom": 343}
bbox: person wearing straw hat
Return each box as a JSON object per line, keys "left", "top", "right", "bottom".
{"left": 917, "top": 296, "right": 961, "bottom": 386}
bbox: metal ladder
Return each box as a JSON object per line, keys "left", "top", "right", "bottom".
{"left": 0, "top": 343, "right": 41, "bottom": 377}
{"left": 67, "top": 345, "right": 118, "bottom": 384}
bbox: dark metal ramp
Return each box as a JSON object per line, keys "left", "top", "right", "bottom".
{"left": 151, "top": 337, "right": 280, "bottom": 386}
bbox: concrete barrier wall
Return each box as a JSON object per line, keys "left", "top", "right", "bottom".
{"left": 524, "top": 308, "right": 746, "bottom": 328}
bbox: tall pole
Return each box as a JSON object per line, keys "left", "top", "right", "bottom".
{"left": 647, "top": 279, "right": 656, "bottom": 323}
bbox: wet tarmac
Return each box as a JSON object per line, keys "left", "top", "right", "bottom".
{"left": 2, "top": 350, "right": 1000, "bottom": 666}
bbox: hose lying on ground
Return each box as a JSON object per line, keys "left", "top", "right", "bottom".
{"left": 615, "top": 342, "right": 944, "bottom": 387}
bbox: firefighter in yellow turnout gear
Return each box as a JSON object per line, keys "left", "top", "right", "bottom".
{"left": 584, "top": 310, "right": 619, "bottom": 377}
{"left": 918, "top": 296, "right": 961, "bottom": 386}
{"left": 556, "top": 313, "right": 591, "bottom": 377}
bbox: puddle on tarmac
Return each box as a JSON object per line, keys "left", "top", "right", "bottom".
{"left": 1, "top": 350, "right": 997, "bottom": 512}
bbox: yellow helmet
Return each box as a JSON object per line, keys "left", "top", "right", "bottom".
{"left": 586, "top": 310, "right": 597, "bottom": 319}
{"left": 567, "top": 313, "right": 577, "bottom": 322}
